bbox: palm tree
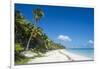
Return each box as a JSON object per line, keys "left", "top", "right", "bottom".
{"left": 26, "top": 8, "right": 44, "bottom": 51}
{"left": 33, "top": 8, "right": 44, "bottom": 25}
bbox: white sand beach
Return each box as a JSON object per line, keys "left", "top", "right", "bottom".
{"left": 27, "top": 49, "right": 93, "bottom": 64}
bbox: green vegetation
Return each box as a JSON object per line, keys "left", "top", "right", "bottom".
{"left": 15, "top": 9, "right": 65, "bottom": 65}
{"left": 26, "top": 8, "right": 44, "bottom": 51}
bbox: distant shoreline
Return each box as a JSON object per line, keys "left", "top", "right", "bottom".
{"left": 27, "top": 49, "right": 93, "bottom": 64}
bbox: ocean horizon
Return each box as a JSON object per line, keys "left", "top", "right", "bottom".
{"left": 66, "top": 48, "right": 94, "bottom": 59}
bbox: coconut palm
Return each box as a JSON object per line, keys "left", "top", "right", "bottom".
{"left": 33, "top": 8, "right": 44, "bottom": 25}
{"left": 26, "top": 8, "right": 44, "bottom": 51}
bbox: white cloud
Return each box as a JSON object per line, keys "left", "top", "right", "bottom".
{"left": 57, "top": 35, "right": 72, "bottom": 42}
{"left": 88, "top": 40, "right": 94, "bottom": 44}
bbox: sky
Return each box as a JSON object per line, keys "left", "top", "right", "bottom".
{"left": 15, "top": 3, "right": 94, "bottom": 48}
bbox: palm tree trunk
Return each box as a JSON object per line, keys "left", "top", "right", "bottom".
{"left": 26, "top": 32, "right": 33, "bottom": 51}
{"left": 26, "top": 17, "right": 38, "bottom": 51}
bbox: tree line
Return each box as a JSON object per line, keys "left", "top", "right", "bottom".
{"left": 15, "top": 8, "right": 65, "bottom": 64}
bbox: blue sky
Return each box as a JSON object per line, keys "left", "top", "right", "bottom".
{"left": 15, "top": 3, "right": 94, "bottom": 48}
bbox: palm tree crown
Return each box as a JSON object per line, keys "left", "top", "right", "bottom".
{"left": 33, "top": 8, "right": 44, "bottom": 24}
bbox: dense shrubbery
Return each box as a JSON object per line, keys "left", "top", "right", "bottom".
{"left": 15, "top": 10, "right": 65, "bottom": 64}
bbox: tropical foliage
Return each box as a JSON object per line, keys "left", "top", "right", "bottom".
{"left": 15, "top": 10, "right": 65, "bottom": 64}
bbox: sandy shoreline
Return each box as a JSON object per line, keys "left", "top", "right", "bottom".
{"left": 27, "top": 49, "right": 93, "bottom": 64}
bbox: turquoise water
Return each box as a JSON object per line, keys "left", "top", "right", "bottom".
{"left": 66, "top": 48, "right": 94, "bottom": 59}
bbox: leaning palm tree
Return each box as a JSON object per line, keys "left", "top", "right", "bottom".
{"left": 26, "top": 8, "right": 44, "bottom": 51}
